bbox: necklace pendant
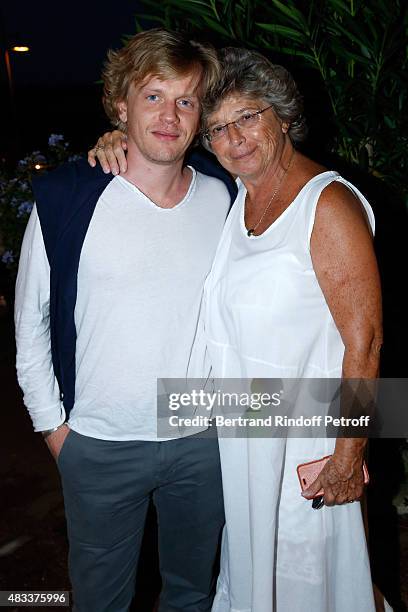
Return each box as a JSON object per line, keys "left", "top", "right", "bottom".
{"left": 247, "top": 228, "right": 255, "bottom": 237}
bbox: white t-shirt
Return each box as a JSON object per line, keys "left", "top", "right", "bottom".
{"left": 15, "top": 168, "right": 230, "bottom": 440}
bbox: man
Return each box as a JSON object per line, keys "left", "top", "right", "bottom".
{"left": 15, "top": 29, "right": 236, "bottom": 612}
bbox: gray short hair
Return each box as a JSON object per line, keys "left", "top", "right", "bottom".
{"left": 202, "top": 47, "right": 307, "bottom": 146}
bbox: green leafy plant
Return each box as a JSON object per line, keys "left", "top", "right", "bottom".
{"left": 0, "top": 135, "right": 81, "bottom": 275}
{"left": 133, "top": 0, "right": 408, "bottom": 199}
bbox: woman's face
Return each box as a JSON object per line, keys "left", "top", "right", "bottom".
{"left": 205, "top": 94, "right": 289, "bottom": 181}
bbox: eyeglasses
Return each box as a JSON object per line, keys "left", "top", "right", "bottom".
{"left": 204, "top": 105, "right": 273, "bottom": 143}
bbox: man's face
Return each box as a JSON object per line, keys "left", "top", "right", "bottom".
{"left": 117, "top": 70, "right": 203, "bottom": 165}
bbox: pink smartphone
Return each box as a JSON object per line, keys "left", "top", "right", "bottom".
{"left": 297, "top": 455, "right": 369, "bottom": 498}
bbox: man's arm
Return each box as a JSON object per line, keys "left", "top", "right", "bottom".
{"left": 15, "top": 205, "right": 69, "bottom": 458}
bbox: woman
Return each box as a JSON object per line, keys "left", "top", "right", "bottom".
{"left": 89, "top": 48, "right": 383, "bottom": 611}
{"left": 199, "top": 47, "right": 382, "bottom": 612}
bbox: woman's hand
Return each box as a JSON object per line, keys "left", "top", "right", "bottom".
{"left": 88, "top": 130, "right": 128, "bottom": 175}
{"left": 301, "top": 443, "right": 366, "bottom": 505}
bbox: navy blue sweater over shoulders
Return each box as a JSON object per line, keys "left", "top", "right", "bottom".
{"left": 31, "top": 151, "right": 236, "bottom": 417}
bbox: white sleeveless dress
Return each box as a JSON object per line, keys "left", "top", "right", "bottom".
{"left": 201, "top": 172, "right": 377, "bottom": 612}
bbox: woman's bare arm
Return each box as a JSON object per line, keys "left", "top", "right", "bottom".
{"left": 302, "top": 180, "right": 382, "bottom": 505}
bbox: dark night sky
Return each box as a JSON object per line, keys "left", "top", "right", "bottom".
{"left": 1, "top": 1, "right": 144, "bottom": 156}
{"left": 2, "top": 0, "right": 142, "bottom": 84}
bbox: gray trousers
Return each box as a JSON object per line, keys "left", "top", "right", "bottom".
{"left": 57, "top": 430, "right": 224, "bottom": 612}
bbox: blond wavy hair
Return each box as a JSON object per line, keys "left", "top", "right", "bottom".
{"left": 102, "top": 28, "right": 221, "bottom": 131}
